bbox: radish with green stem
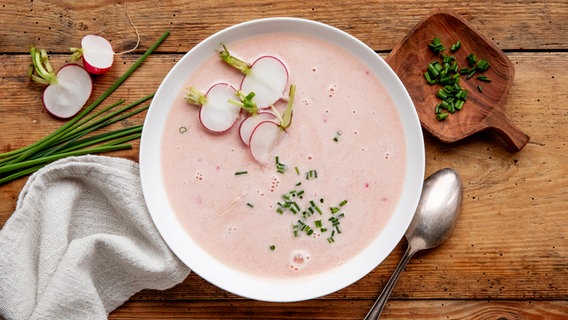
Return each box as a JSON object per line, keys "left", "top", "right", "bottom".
{"left": 71, "top": 35, "right": 115, "bottom": 75}
{"left": 69, "top": 3, "right": 141, "bottom": 75}
{"left": 248, "top": 84, "right": 296, "bottom": 163}
{"left": 186, "top": 83, "right": 241, "bottom": 133}
{"left": 29, "top": 46, "right": 93, "bottom": 119}
{"left": 220, "top": 44, "right": 289, "bottom": 108}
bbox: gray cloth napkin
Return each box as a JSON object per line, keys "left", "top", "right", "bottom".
{"left": 0, "top": 155, "right": 191, "bottom": 320}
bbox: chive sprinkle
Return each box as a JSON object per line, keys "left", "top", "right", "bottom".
{"left": 275, "top": 156, "right": 286, "bottom": 174}
{"left": 450, "top": 40, "right": 461, "bottom": 52}
{"left": 428, "top": 37, "right": 446, "bottom": 55}
{"left": 424, "top": 38, "right": 491, "bottom": 121}
{"left": 235, "top": 170, "right": 248, "bottom": 175}
{"left": 333, "top": 131, "right": 342, "bottom": 142}
{"left": 269, "top": 245, "right": 276, "bottom": 251}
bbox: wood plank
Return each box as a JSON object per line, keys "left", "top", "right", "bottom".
{"left": 109, "top": 299, "right": 568, "bottom": 319}
{"left": 1, "top": 0, "right": 567, "bottom": 53}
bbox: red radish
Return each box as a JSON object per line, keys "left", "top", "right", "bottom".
{"left": 247, "top": 85, "right": 297, "bottom": 163}
{"left": 240, "top": 56, "right": 288, "bottom": 108}
{"left": 220, "top": 45, "right": 289, "bottom": 108}
{"left": 186, "top": 83, "right": 241, "bottom": 133}
{"left": 28, "top": 46, "right": 93, "bottom": 119}
{"left": 71, "top": 35, "right": 114, "bottom": 75}
{"left": 249, "top": 120, "right": 286, "bottom": 164}
{"left": 42, "top": 64, "right": 93, "bottom": 119}
{"left": 239, "top": 111, "right": 278, "bottom": 146}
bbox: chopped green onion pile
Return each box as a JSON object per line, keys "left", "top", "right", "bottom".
{"left": 424, "top": 37, "right": 491, "bottom": 120}
{"left": 0, "top": 31, "right": 170, "bottom": 185}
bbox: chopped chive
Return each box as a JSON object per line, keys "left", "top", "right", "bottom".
{"left": 427, "top": 62, "right": 441, "bottom": 78}
{"left": 436, "top": 112, "right": 449, "bottom": 121}
{"left": 306, "top": 169, "right": 317, "bottom": 180}
{"left": 269, "top": 245, "right": 276, "bottom": 251}
{"left": 476, "top": 59, "right": 490, "bottom": 72}
{"left": 294, "top": 166, "right": 300, "bottom": 175}
{"left": 339, "top": 200, "right": 348, "bottom": 207}
{"left": 477, "top": 85, "right": 483, "bottom": 93}
{"left": 477, "top": 75, "right": 491, "bottom": 82}
{"left": 247, "top": 203, "right": 254, "bottom": 208}
{"left": 455, "top": 100, "right": 465, "bottom": 110}
{"left": 428, "top": 37, "right": 446, "bottom": 55}
{"left": 333, "top": 131, "right": 342, "bottom": 142}
{"left": 275, "top": 156, "right": 286, "bottom": 174}
{"left": 467, "top": 53, "right": 478, "bottom": 66}
{"left": 424, "top": 71, "right": 436, "bottom": 85}
{"left": 235, "top": 170, "right": 248, "bottom": 175}
{"left": 450, "top": 40, "right": 461, "bottom": 52}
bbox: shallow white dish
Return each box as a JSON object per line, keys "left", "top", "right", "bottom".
{"left": 139, "top": 17, "right": 425, "bottom": 302}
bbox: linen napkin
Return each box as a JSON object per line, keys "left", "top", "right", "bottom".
{"left": 0, "top": 155, "right": 191, "bottom": 320}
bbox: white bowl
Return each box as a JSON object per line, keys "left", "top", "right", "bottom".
{"left": 139, "top": 17, "right": 425, "bottom": 302}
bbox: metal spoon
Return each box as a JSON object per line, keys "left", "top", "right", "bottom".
{"left": 364, "top": 168, "right": 463, "bottom": 320}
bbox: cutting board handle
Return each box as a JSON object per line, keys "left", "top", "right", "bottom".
{"left": 486, "top": 112, "right": 530, "bottom": 152}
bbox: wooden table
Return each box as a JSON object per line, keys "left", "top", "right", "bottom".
{"left": 1, "top": 1, "right": 567, "bottom": 319}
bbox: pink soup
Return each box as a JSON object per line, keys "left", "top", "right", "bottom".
{"left": 161, "top": 33, "right": 407, "bottom": 279}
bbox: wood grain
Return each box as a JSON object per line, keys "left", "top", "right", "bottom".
{"left": 109, "top": 299, "right": 568, "bottom": 319}
{"left": 1, "top": 1, "right": 568, "bottom": 319}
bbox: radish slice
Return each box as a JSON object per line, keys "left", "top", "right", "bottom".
{"left": 241, "top": 56, "right": 288, "bottom": 109}
{"left": 199, "top": 83, "right": 241, "bottom": 133}
{"left": 249, "top": 120, "right": 285, "bottom": 164}
{"left": 238, "top": 111, "right": 278, "bottom": 146}
{"left": 80, "top": 35, "right": 114, "bottom": 75}
{"left": 42, "top": 64, "right": 93, "bottom": 119}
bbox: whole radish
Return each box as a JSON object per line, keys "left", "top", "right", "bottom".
{"left": 28, "top": 46, "right": 93, "bottom": 119}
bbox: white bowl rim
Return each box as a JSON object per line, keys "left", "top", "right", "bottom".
{"left": 139, "top": 17, "right": 425, "bottom": 302}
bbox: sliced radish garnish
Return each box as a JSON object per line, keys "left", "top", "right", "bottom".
{"left": 240, "top": 56, "right": 289, "bottom": 109}
{"left": 186, "top": 83, "right": 241, "bottom": 133}
{"left": 42, "top": 64, "right": 93, "bottom": 119}
{"left": 238, "top": 111, "right": 278, "bottom": 146}
{"left": 249, "top": 120, "right": 285, "bottom": 164}
{"left": 71, "top": 35, "right": 114, "bottom": 75}
{"left": 220, "top": 45, "right": 289, "bottom": 108}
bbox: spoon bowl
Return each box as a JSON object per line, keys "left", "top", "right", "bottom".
{"left": 406, "top": 167, "right": 463, "bottom": 252}
{"left": 364, "top": 168, "right": 462, "bottom": 319}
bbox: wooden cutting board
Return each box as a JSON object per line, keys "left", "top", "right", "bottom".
{"left": 386, "top": 10, "right": 529, "bottom": 152}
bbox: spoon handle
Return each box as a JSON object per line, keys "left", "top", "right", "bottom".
{"left": 364, "top": 244, "right": 416, "bottom": 320}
